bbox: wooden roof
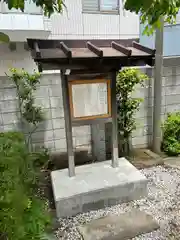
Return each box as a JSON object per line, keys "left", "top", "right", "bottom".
{"left": 27, "top": 39, "right": 155, "bottom": 72}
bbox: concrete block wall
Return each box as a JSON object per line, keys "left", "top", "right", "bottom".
{"left": 1, "top": 65, "right": 180, "bottom": 154}
{"left": 0, "top": 72, "right": 91, "bottom": 154}
{"left": 127, "top": 65, "right": 180, "bottom": 148}
{"left": 105, "top": 65, "right": 180, "bottom": 151}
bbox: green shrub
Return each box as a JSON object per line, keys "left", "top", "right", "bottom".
{"left": 7, "top": 68, "right": 44, "bottom": 151}
{"left": 0, "top": 132, "right": 51, "bottom": 240}
{"left": 162, "top": 112, "right": 180, "bottom": 156}
{"left": 30, "top": 147, "right": 50, "bottom": 169}
{"left": 116, "top": 68, "right": 148, "bottom": 155}
{"left": 0, "top": 131, "right": 24, "bottom": 142}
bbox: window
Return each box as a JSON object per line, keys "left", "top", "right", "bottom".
{"left": 82, "top": 0, "right": 119, "bottom": 13}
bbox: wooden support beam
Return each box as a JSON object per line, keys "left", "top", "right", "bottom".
{"left": 72, "top": 117, "right": 112, "bottom": 126}
{"left": 33, "top": 41, "right": 41, "bottom": 58}
{"left": 111, "top": 71, "right": 119, "bottom": 168}
{"left": 87, "top": 41, "right": 103, "bottom": 57}
{"left": 133, "top": 41, "right": 156, "bottom": 55}
{"left": 61, "top": 71, "right": 75, "bottom": 177}
{"left": 33, "top": 42, "right": 42, "bottom": 72}
{"left": 37, "top": 62, "right": 42, "bottom": 72}
{"left": 111, "top": 41, "right": 132, "bottom": 56}
{"left": 59, "top": 41, "right": 72, "bottom": 58}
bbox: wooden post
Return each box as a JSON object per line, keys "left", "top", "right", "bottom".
{"left": 61, "top": 71, "right": 75, "bottom": 177}
{"left": 111, "top": 71, "right": 119, "bottom": 167}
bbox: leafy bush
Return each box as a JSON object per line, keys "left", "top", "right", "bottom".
{"left": 7, "top": 68, "right": 44, "bottom": 151}
{"left": 0, "top": 131, "right": 24, "bottom": 142}
{"left": 30, "top": 147, "right": 50, "bottom": 169}
{"left": 162, "top": 112, "right": 180, "bottom": 156}
{"left": 0, "top": 132, "right": 51, "bottom": 240}
{"left": 116, "top": 68, "right": 148, "bottom": 154}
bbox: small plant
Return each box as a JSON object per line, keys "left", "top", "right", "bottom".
{"left": 0, "top": 131, "right": 51, "bottom": 240}
{"left": 31, "top": 147, "right": 50, "bottom": 170}
{"left": 7, "top": 68, "right": 44, "bottom": 151}
{"left": 116, "top": 68, "right": 148, "bottom": 155}
{"left": 162, "top": 112, "right": 180, "bottom": 156}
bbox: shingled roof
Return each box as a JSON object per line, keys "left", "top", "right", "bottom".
{"left": 27, "top": 39, "right": 155, "bottom": 72}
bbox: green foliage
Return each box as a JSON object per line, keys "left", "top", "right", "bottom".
{"left": 1, "top": 0, "right": 65, "bottom": 17}
{"left": 8, "top": 68, "right": 44, "bottom": 126}
{"left": 0, "top": 32, "right": 10, "bottom": 43}
{"left": 31, "top": 147, "right": 50, "bottom": 169}
{"left": 7, "top": 68, "right": 44, "bottom": 150}
{"left": 162, "top": 112, "right": 180, "bottom": 156}
{"left": 124, "top": 0, "right": 180, "bottom": 34}
{"left": 0, "top": 131, "right": 24, "bottom": 142}
{"left": 0, "top": 131, "right": 51, "bottom": 240}
{"left": 116, "top": 68, "right": 148, "bottom": 154}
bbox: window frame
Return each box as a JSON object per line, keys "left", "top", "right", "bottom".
{"left": 82, "top": 0, "right": 120, "bottom": 15}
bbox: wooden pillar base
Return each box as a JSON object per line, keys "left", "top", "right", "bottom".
{"left": 61, "top": 71, "right": 75, "bottom": 177}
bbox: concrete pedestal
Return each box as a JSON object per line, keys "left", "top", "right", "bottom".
{"left": 51, "top": 158, "right": 148, "bottom": 218}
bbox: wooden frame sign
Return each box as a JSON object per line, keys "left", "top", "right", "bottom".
{"left": 68, "top": 79, "right": 111, "bottom": 120}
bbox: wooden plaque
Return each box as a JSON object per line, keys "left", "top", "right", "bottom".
{"left": 68, "top": 79, "right": 111, "bottom": 120}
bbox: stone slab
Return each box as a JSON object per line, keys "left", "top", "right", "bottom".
{"left": 78, "top": 209, "right": 159, "bottom": 240}
{"left": 51, "top": 158, "right": 148, "bottom": 218}
{"left": 143, "top": 149, "right": 162, "bottom": 159}
{"left": 164, "top": 157, "right": 180, "bottom": 170}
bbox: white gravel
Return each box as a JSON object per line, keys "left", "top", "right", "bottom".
{"left": 56, "top": 165, "right": 180, "bottom": 240}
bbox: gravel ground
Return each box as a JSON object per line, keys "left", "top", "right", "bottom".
{"left": 56, "top": 166, "right": 180, "bottom": 240}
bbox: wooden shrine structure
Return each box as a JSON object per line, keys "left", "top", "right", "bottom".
{"left": 27, "top": 39, "right": 155, "bottom": 178}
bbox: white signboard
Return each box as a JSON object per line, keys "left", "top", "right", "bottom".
{"left": 69, "top": 80, "right": 111, "bottom": 119}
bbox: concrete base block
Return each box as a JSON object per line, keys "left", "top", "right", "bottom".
{"left": 51, "top": 158, "right": 148, "bottom": 218}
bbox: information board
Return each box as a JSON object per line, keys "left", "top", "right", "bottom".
{"left": 68, "top": 79, "right": 111, "bottom": 120}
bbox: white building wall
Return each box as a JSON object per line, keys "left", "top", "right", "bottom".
{"left": 0, "top": 2, "right": 50, "bottom": 41}
{"left": 49, "top": 0, "right": 139, "bottom": 40}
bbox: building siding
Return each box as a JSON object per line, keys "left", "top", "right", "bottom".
{"left": 49, "top": 0, "right": 139, "bottom": 40}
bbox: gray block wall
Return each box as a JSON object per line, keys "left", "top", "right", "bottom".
{"left": 128, "top": 65, "right": 180, "bottom": 148}
{"left": 1, "top": 63, "right": 180, "bottom": 159}
{"left": 133, "top": 66, "right": 180, "bottom": 148}
{"left": 0, "top": 72, "right": 91, "bottom": 155}
{"left": 106, "top": 65, "right": 180, "bottom": 150}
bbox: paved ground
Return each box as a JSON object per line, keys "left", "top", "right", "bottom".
{"left": 56, "top": 164, "right": 180, "bottom": 240}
